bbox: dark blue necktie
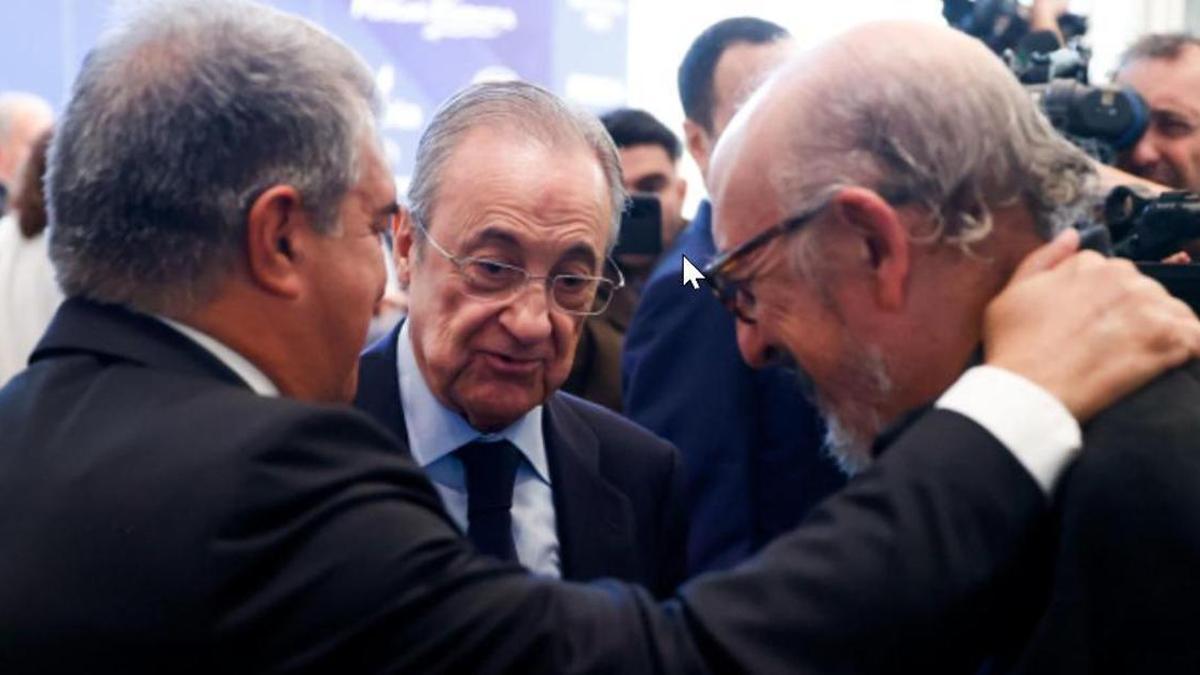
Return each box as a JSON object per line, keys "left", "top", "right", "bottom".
{"left": 456, "top": 439, "right": 521, "bottom": 562}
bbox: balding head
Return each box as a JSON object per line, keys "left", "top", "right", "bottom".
{"left": 0, "top": 92, "right": 52, "bottom": 189}
{"left": 707, "top": 22, "right": 1095, "bottom": 472}
{"left": 713, "top": 21, "right": 1092, "bottom": 253}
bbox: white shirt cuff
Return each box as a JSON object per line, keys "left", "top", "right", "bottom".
{"left": 935, "top": 365, "right": 1082, "bottom": 494}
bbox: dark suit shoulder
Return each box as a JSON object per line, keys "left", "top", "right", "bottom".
{"left": 553, "top": 391, "right": 677, "bottom": 461}
{"left": 1009, "top": 362, "right": 1200, "bottom": 674}
{"left": 1074, "top": 360, "right": 1200, "bottom": 494}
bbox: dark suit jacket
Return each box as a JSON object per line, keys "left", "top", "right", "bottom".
{"left": 354, "top": 322, "right": 687, "bottom": 597}
{"left": 622, "top": 200, "right": 846, "bottom": 575}
{"left": 1000, "top": 361, "right": 1200, "bottom": 674}
{"left": 0, "top": 297, "right": 1056, "bottom": 674}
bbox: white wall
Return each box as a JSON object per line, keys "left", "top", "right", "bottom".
{"left": 625, "top": 0, "right": 945, "bottom": 216}
{"left": 625, "top": 0, "right": 1187, "bottom": 217}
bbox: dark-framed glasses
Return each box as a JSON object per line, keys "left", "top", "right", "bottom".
{"left": 703, "top": 201, "right": 829, "bottom": 324}
{"left": 413, "top": 218, "right": 625, "bottom": 316}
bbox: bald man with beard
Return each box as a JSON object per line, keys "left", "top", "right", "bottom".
{"left": 708, "top": 21, "right": 1200, "bottom": 674}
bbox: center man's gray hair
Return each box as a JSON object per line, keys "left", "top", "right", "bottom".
{"left": 47, "top": 0, "right": 379, "bottom": 314}
{"left": 407, "top": 80, "right": 626, "bottom": 251}
{"left": 775, "top": 33, "right": 1095, "bottom": 253}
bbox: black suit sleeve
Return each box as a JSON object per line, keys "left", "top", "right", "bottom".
{"left": 654, "top": 441, "right": 690, "bottom": 595}
{"left": 204, "top": 406, "right": 706, "bottom": 674}
{"left": 678, "top": 409, "right": 1048, "bottom": 675}
{"left": 204, "top": 405, "right": 1047, "bottom": 674}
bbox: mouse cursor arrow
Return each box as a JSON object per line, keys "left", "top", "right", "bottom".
{"left": 681, "top": 255, "right": 706, "bottom": 290}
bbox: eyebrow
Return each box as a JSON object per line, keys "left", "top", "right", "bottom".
{"left": 465, "top": 226, "right": 599, "bottom": 269}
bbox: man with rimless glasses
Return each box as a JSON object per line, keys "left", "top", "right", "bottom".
{"left": 354, "top": 81, "right": 686, "bottom": 596}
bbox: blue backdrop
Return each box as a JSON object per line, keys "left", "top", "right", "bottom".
{"left": 0, "top": 0, "right": 629, "bottom": 185}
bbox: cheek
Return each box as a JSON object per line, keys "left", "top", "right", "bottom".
{"left": 545, "top": 315, "right": 584, "bottom": 381}
{"left": 410, "top": 283, "right": 496, "bottom": 375}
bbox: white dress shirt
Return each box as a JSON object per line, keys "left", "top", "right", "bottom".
{"left": 156, "top": 317, "right": 279, "bottom": 397}
{"left": 395, "top": 321, "right": 560, "bottom": 576}
{"left": 937, "top": 365, "right": 1082, "bottom": 494}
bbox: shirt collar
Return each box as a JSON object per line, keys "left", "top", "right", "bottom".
{"left": 396, "top": 321, "right": 549, "bottom": 484}
{"left": 156, "top": 317, "right": 280, "bottom": 397}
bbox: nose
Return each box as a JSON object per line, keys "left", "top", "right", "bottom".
{"left": 735, "top": 319, "right": 771, "bottom": 369}
{"left": 1127, "top": 133, "right": 1162, "bottom": 174}
{"left": 499, "top": 280, "right": 554, "bottom": 345}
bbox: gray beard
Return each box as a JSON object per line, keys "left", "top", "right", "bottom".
{"left": 793, "top": 342, "right": 894, "bottom": 477}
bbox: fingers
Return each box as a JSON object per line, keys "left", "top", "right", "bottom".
{"left": 1162, "top": 251, "right": 1192, "bottom": 265}
{"left": 1009, "top": 228, "right": 1080, "bottom": 282}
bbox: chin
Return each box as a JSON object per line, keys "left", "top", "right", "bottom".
{"left": 458, "top": 388, "right": 543, "bottom": 431}
{"left": 820, "top": 412, "right": 877, "bottom": 476}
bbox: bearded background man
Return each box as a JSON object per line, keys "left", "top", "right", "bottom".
{"left": 709, "top": 20, "right": 1200, "bottom": 673}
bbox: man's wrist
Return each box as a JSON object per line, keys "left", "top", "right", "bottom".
{"left": 936, "top": 365, "right": 1082, "bottom": 494}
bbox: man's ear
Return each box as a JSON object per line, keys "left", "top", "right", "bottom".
{"left": 674, "top": 175, "right": 688, "bottom": 206}
{"left": 392, "top": 206, "right": 417, "bottom": 287}
{"left": 245, "top": 185, "right": 308, "bottom": 299}
{"left": 682, "top": 119, "right": 712, "bottom": 179}
{"left": 828, "top": 187, "right": 911, "bottom": 312}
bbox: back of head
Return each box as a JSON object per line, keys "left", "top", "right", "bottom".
{"left": 599, "top": 108, "right": 681, "bottom": 161}
{"left": 12, "top": 129, "right": 52, "bottom": 240}
{"left": 47, "top": 0, "right": 378, "bottom": 315}
{"left": 406, "top": 80, "right": 624, "bottom": 246}
{"left": 767, "top": 22, "right": 1093, "bottom": 247}
{"left": 678, "top": 17, "right": 790, "bottom": 133}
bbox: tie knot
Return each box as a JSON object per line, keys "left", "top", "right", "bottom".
{"left": 456, "top": 439, "right": 522, "bottom": 515}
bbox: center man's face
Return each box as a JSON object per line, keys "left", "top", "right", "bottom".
{"left": 402, "top": 127, "right": 611, "bottom": 431}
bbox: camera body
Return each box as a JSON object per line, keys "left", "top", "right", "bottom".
{"left": 1105, "top": 187, "right": 1200, "bottom": 261}
{"left": 1007, "top": 31, "right": 1149, "bottom": 164}
{"left": 945, "top": 1, "right": 1149, "bottom": 164}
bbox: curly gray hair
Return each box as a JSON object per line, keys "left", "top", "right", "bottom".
{"left": 774, "top": 30, "right": 1095, "bottom": 257}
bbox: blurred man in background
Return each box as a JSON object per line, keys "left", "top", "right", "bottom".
{"left": 622, "top": 17, "right": 845, "bottom": 576}
{"left": 602, "top": 107, "right": 688, "bottom": 252}
{"left": 710, "top": 20, "right": 1200, "bottom": 673}
{"left": 562, "top": 107, "right": 688, "bottom": 410}
{"left": 0, "top": 130, "right": 61, "bottom": 384}
{"left": 1114, "top": 33, "right": 1200, "bottom": 192}
{"left": 0, "top": 92, "right": 52, "bottom": 215}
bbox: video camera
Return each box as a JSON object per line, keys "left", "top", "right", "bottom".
{"left": 1104, "top": 187, "right": 1200, "bottom": 261}
{"left": 945, "top": 0, "right": 1149, "bottom": 165}
{"left": 944, "top": 0, "right": 1088, "bottom": 55}
{"left": 1073, "top": 187, "right": 1200, "bottom": 314}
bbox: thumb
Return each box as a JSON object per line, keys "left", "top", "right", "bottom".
{"left": 1010, "top": 228, "right": 1080, "bottom": 282}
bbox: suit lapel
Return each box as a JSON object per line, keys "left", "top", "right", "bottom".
{"left": 353, "top": 321, "right": 413, "bottom": 457}
{"left": 543, "top": 395, "right": 638, "bottom": 581}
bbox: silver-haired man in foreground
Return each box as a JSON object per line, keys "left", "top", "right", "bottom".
{"left": 0, "top": 2, "right": 1196, "bottom": 672}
